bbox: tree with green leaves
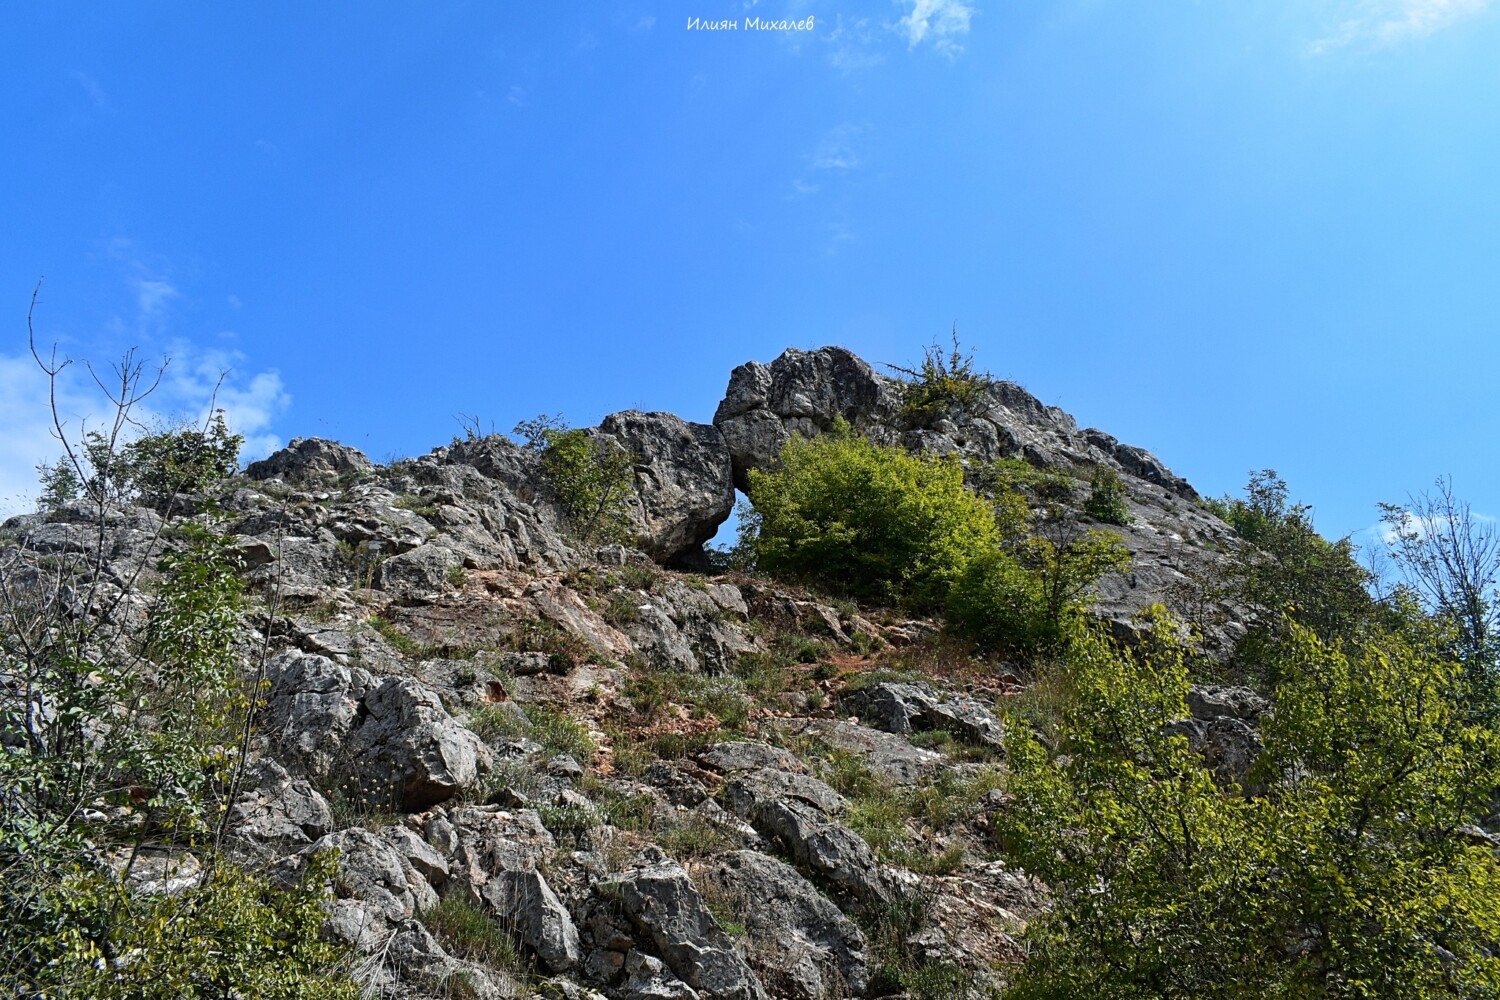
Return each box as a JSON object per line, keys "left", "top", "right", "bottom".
{"left": 1206, "top": 470, "right": 1376, "bottom": 678}
{"left": 1379, "top": 478, "right": 1499, "bottom": 715}
{"left": 742, "top": 418, "right": 1001, "bottom": 609}
{"left": 1000, "top": 611, "right": 1500, "bottom": 998}
{"left": 2, "top": 291, "right": 354, "bottom": 995}
{"left": 514, "top": 415, "right": 637, "bottom": 546}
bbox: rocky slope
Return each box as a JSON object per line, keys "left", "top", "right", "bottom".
{"left": 2, "top": 346, "right": 1257, "bottom": 999}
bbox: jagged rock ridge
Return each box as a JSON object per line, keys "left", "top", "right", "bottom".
{"left": 1, "top": 344, "right": 1260, "bottom": 999}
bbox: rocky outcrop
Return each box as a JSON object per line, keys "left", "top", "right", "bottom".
{"left": 719, "top": 767, "right": 889, "bottom": 906}
{"left": 713, "top": 346, "right": 1250, "bottom": 642}
{"left": 605, "top": 855, "right": 769, "bottom": 1000}
{"left": 227, "top": 758, "right": 334, "bottom": 854}
{"left": 261, "top": 650, "right": 491, "bottom": 810}
{"left": 1169, "top": 684, "right": 1269, "bottom": 791}
{"left": 246, "top": 437, "right": 373, "bottom": 484}
{"left": 841, "top": 680, "right": 1005, "bottom": 750}
{"left": 596, "top": 411, "right": 735, "bottom": 565}
{"left": 699, "top": 850, "right": 868, "bottom": 999}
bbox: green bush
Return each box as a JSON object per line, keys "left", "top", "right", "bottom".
{"left": 4, "top": 853, "right": 357, "bottom": 999}
{"left": 947, "top": 517, "right": 1130, "bottom": 659}
{"left": 1083, "top": 466, "right": 1131, "bottom": 525}
{"left": 37, "top": 410, "right": 242, "bottom": 512}
{"left": 1000, "top": 612, "right": 1500, "bottom": 998}
{"left": 514, "top": 415, "right": 635, "bottom": 546}
{"left": 884, "top": 328, "right": 992, "bottom": 425}
{"left": 1207, "top": 470, "right": 1376, "bottom": 678}
{"left": 945, "top": 548, "right": 1053, "bottom": 656}
{"left": 742, "top": 420, "right": 999, "bottom": 610}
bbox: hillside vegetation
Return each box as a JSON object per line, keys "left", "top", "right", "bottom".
{"left": 2, "top": 340, "right": 1496, "bottom": 999}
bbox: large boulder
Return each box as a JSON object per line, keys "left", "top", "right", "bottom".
{"left": 699, "top": 851, "right": 868, "bottom": 999}
{"left": 596, "top": 411, "right": 735, "bottom": 566}
{"left": 261, "top": 650, "right": 491, "bottom": 810}
{"left": 721, "top": 768, "right": 889, "bottom": 906}
{"left": 840, "top": 680, "right": 1005, "bottom": 749}
{"left": 226, "top": 758, "right": 334, "bottom": 853}
{"left": 245, "top": 437, "right": 372, "bottom": 483}
{"left": 605, "top": 856, "right": 769, "bottom": 1000}
{"left": 713, "top": 347, "right": 897, "bottom": 493}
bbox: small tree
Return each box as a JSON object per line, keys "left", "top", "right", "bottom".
{"left": 1001, "top": 613, "right": 1500, "bottom": 998}
{"left": 513, "top": 415, "right": 636, "bottom": 546}
{"left": 1083, "top": 466, "right": 1131, "bottom": 525}
{"left": 1379, "top": 478, "right": 1500, "bottom": 714}
{"left": 2, "top": 287, "right": 352, "bottom": 995}
{"left": 743, "top": 419, "right": 1000, "bottom": 609}
{"left": 1207, "top": 470, "right": 1377, "bottom": 677}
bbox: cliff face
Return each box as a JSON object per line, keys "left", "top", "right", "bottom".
{"left": 1, "top": 346, "right": 1255, "bottom": 999}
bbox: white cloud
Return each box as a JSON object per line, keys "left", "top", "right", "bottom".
{"left": 632, "top": 15, "right": 656, "bottom": 31}
{"left": 507, "top": 85, "right": 527, "bottom": 106}
{"left": 1310, "top": 0, "right": 1493, "bottom": 52}
{"left": 0, "top": 343, "right": 292, "bottom": 518}
{"left": 810, "top": 125, "right": 864, "bottom": 171}
{"left": 794, "top": 125, "right": 865, "bottom": 196}
{"left": 0, "top": 352, "right": 94, "bottom": 515}
{"left": 896, "top": 0, "right": 976, "bottom": 55}
{"left": 135, "top": 279, "right": 178, "bottom": 318}
{"left": 827, "top": 16, "right": 886, "bottom": 72}
{"left": 161, "top": 343, "right": 292, "bottom": 461}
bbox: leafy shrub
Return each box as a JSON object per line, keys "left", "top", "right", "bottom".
{"left": 1000, "top": 612, "right": 1500, "bottom": 998}
{"left": 1083, "top": 466, "right": 1131, "bottom": 525}
{"left": 37, "top": 410, "right": 242, "bottom": 512}
{"left": 946, "top": 517, "right": 1131, "bottom": 659}
{"left": 742, "top": 420, "right": 999, "bottom": 610}
{"left": 514, "top": 414, "right": 635, "bottom": 546}
{"left": 884, "top": 328, "right": 992, "bottom": 424}
{"left": 1207, "top": 470, "right": 1376, "bottom": 677}
{"left": 4, "top": 853, "right": 356, "bottom": 999}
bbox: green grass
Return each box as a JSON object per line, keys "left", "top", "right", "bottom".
{"left": 422, "top": 895, "right": 528, "bottom": 974}
{"left": 468, "top": 703, "right": 594, "bottom": 762}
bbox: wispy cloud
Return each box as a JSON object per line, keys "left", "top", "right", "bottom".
{"left": 70, "top": 70, "right": 108, "bottom": 111}
{"left": 795, "top": 125, "right": 866, "bottom": 196}
{"left": 810, "top": 125, "right": 864, "bottom": 172}
{"left": 507, "top": 84, "right": 527, "bottom": 106}
{"left": 896, "top": 0, "right": 976, "bottom": 56}
{"left": 0, "top": 342, "right": 292, "bottom": 517}
{"left": 135, "top": 279, "right": 179, "bottom": 318}
{"left": 1310, "top": 0, "right": 1493, "bottom": 53}
{"left": 827, "top": 15, "right": 886, "bottom": 72}
{"left": 163, "top": 344, "right": 292, "bottom": 460}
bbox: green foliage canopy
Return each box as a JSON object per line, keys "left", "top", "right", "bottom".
{"left": 743, "top": 420, "right": 1000, "bottom": 610}
{"left": 514, "top": 415, "right": 636, "bottom": 546}
{"left": 1000, "top": 613, "right": 1500, "bottom": 999}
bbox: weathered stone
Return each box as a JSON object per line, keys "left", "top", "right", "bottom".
{"left": 595, "top": 411, "right": 735, "bottom": 565}
{"left": 482, "top": 869, "right": 582, "bottom": 972}
{"left": 700, "top": 851, "right": 868, "bottom": 999}
{"left": 606, "top": 857, "right": 768, "bottom": 1000}
{"left": 378, "top": 541, "right": 465, "bottom": 597}
{"left": 227, "top": 758, "right": 334, "bottom": 852}
{"left": 696, "top": 741, "right": 804, "bottom": 776}
{"left": 262, "top": 650, "right": 491, "bottom": 810}
{"left": 1188, "top": 684, "right": 1269, "bottom": 722}
{"left": 771, "top": 718, "right": 943, "bottom": 786}
{"left": 721, "top": 769, "right": 887, "bottom": 906}
{"left": 245, "top": 437, "right": 372, "bottom": 483}
{"left": 841, "top": 681, "right": 1005, "bottom": 749}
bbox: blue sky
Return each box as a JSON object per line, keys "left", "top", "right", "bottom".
{"left": 2, "top": 1, "right": 1497, "bottom": 547}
